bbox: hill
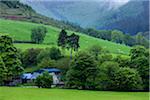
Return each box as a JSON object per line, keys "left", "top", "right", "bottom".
{"left": 22, "top": 0, "right": 149, "bottom": 35}
{"left": 0, "top": 19, "right": 130, "bottom": 55}
{"left": 0, "top": 1, "right": 83, "bottom": 32}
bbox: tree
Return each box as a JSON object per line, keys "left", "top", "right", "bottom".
{"left": 67, "top": 33, "right": 80, "bottom": 59}
{"left": 123, "top": 34, "right": 136, "bottom": 46}
{"left": 0, "top": 56, "right": 7, "bottom": 85}
{"left": 49, "top": 47, "right": 62, "bottom": 60}
{"left": 135, "top": 32, "right": 149, "bottom": 48}
{"left": 88, "top": 45, "right": 103, "bottom": 60}
{"left": 22, "top": 48, "right": 41, "bottom": 67}
{"left": 57, "top": 30, "right": 80, "bottom": 59}
{"left": 130, "top": 46, "right": 147, "bottom": 60}
{"left": 31, "top": 26, "right": 47, "bottom": 44}
{"left": 38, "top": 57, "right": 55, "bottom": 68}
{"left": 37, "top": 48, "right": 51, "bottom": 62}
{"left": 0, "top": 35, "right": 23, "bottom": 84}
{"left": 130, "top": 46, "right": 149, "bottom": 90}
{"left": 66, "top": 52, "right": 99, "bottom": 90}
{"left": 98, "top": 54, "right": 113, "bottom": 65}
{"left": 111, "top": 30, "right": 124, "bottom": 44}
{"left": 35, "top": 71, "right": 53, "bottom": 88}
{"left": 113, "top": 67, "right": 143, "bottom": 91}
{"left": 57, "top": 29, "right": 68, "bottom": 48}
{"left": 98, "top": 61, "right": 119, "bottom": 90}
{"left": 113, "top": 55, "right": 130, "bottom": 68}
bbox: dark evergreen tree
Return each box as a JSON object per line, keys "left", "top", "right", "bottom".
{"left": 0, "top": 56, "right": 7, "bottom": 85}
{"left": 57, "top": 29, "right": 68, "bottom": 48}
{"left": 0, "top": 35, "right": 24, "bottom": 84}
{"left": 67, "top": 33, "right": 80, "bottom": 59}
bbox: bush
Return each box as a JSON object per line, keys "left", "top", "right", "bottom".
{"left": 38, "top": 57, "right": 55, "bottom": 68}
{"left": 22, "top": 48, "right": 41, "bottom": 67}
{"left": 66, "top": 52, "right": 99, "bottom": 90}
{"left": 37, "top": 48, "right": 50, "bottom": 62}
{"left": 49, "top": 47, "right": 62, "bottom": 60}
{"left": 98, "top": 61, "right": 119, "bottom": 90}
{"left": 35, "top": 71, "right": 53, "bottom": 88}
{"left": 37, "top": 47, "right": 62, "bottom": 61}
{"left": 31, "top": 26, "right": 47, "bottom": 44}
{"left": 113, "top": 67, "right": 143, "bottom": 91}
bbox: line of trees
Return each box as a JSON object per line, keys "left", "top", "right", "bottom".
{"left": 85, "top": 29, "right": 149, "bottom": 48}
{"left": 65, "top": 45, "right": 149, "bottom": 91}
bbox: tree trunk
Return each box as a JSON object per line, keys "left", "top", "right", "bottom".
{"left": 70, "top": 49, "right": 73, "bottom": 60}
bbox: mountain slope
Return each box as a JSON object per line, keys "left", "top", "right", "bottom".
{"left": 0, "top": 1, "right": 83, "bottom": 32}
{"left": 22, "top": 0, "right": 149, "bottom": 35}
{"left": 0, "top": 19, "right": 130, "bottom": 55}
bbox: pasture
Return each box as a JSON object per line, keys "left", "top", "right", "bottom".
{"left": 0, "top": 19, "right": 131, "bottom": 55}
{"left": 0, "top": 87, "right": 149, "bottom": 100}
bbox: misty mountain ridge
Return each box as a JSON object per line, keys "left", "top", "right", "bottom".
{"left": 21, "top": 0, "right": 149, "bottom": 35}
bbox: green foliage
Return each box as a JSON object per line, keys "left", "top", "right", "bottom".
{"left": 88, "top": 45, "right": 103, "bottom": 60}
{"left": 130, "top": 46, "right": 147, "bottom": 60}
{"left": 98, "top": 61, "right": 119, "bottom": 90}
{"left": 111, "top": 30, "right": 124, "bottom": 44}
{"left": 130, "top": 46, "right": 149, "bottom": 90}
{"left": 49, "top": 47, "right": 62, "bottom": 60}
{"left": 31, "top": 26, "right": 47, "bottom": 44}
{"left": 37, "top": 48, "right": 50, "bottom": 62}
{"left": 113, "top": 55, "right": 130, "bottom": 68}
{"left": 135, "top": 33, "right": 149, "bottom": 48}
{"left": 98, "top": 53, "right": 113, "bottom": 64}
{"left": 58, "top": 29, "right": 80, "bottom": 59}
{"left": 54, "top": 56, "right": 70, "bottom": 70}
{"left": 66, "top": 52, "right": 99, "bottom": 90}
{"left": 0, "top": 56, "right": 7, "bottom": 85}
{"left": 35, "top": 71, "right": 53, "bottom": 88}
{"left": 57, "top": 29, "right": 68, "bottom": 48}
{"left": 22, "top": 48, "right": 41, "bottom": 67}
{"left": 67, "top": 33, "right": 80, "bottom": 51}
{"left": 38, "top": 57, "right": 55, "bottom": 68}
{"left": 0, "top": 35, "right": 23, "bottom": 83}
{"left": 113, "top": 67, "right": 143, "bottom": 91}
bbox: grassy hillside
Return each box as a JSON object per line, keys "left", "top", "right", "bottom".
{"left": 0, "top": 1, "right": 83, "bottom": 32}
{"left": 0, "top": 87, "right": 149, "bottom": 100}
{"left": 0, "top": 19, "right": 131, "bottom": 55}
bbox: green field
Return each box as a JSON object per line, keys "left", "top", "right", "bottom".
{"left": 0, "top": 19, "right": 131, "bottom": 55}
{"left": 0, "top": 87, "right": 149, "bottom": 100}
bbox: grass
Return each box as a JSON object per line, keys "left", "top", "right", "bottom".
{"left": 0, "top": 19, "right": 131, "bottom": 55}
{"left": 0, "top": 87, "right": 149, "bottom": 100}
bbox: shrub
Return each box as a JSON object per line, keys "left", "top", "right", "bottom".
{"left": 35, "top": 71, "right": 53, "bottom": 88}
{"left": 98, "top": 61, "right": 119, "bottom": 90}
{"left": 113, "top": 67, "right": 143, "bottom": 91}
{"left": 49, "top": 47, "right": 62, "bottom": 60}
{"left": 38, "top": 57, "right": 55, "bottom": 68}
{"left": 31, "top": 26, "right": 47, "bottom": 44}
{"left": 66, "top": 52, "right": 99, "bottom": 90}
{"left": 22, "top": 48, "right": 41, "bottom": 67}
